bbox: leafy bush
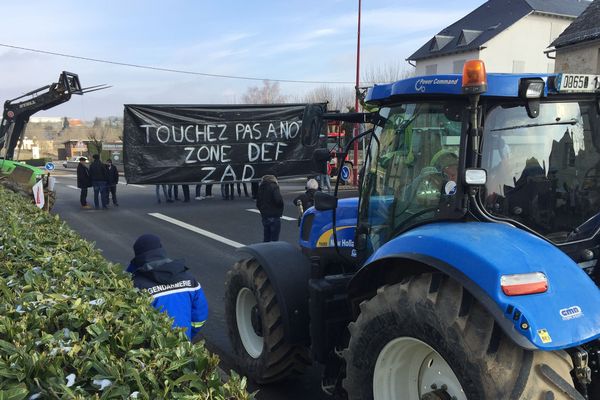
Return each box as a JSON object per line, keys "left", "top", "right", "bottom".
{"left": 0, "top": 186, "right": 251, "bottom": 399}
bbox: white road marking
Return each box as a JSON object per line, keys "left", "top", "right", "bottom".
{"left": 67, "top": 185, "right": 79, "bottom": 190}
{"left": 148, "top": 213, "right": 244, "bottom": 248}
{"left": 245, "top": 208, "right": 297, "bottom": 221}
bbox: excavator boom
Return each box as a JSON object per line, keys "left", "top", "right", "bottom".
{"left": 0, "top": 71, "right": 108, "bottom": 160}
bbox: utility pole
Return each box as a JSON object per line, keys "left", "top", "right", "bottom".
{"left": 353, "top": 0, "right": 362, "bottom": 185}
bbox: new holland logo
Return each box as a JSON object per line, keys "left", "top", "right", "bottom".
{"left": 559, "top": 305, "right": 583, "bottom": 320}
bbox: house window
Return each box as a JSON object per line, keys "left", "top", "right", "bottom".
{"left": 453, "top": 60, "right": 466, "bottom": 74}
{"left": 426, "top": 64, "right": 438, "bottom": 75}
{"left": 457, "top": 30, "right": 482, "bottom": 47}
{"left": 512, "top": 60, "right": 525, "bottom": 73}
{"left": 430, "top": 35, "right": 454, "bottom": 52}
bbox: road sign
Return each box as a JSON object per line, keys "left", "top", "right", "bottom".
{"left": 45, "top": 162, "right": 55, "bottom": 171}
{"left": 340, "top": 165, "right": 351, "bottom": 182}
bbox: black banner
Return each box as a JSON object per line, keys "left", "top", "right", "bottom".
{"left": 123, "top": 103, "right": 326, "bottom": 184}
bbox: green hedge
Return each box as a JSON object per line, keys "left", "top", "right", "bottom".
{"left": 0, "top": 186, "right": 251, "bottom": 399}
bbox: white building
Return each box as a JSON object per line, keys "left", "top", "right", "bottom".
{"left": 407, "top": 0, "right": 590, "bottom": 75}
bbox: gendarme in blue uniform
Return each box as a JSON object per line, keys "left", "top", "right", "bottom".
{"left": 127, "top": 234, "right": 208, "bottom": 340}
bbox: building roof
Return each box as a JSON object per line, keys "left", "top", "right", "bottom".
{"left": 551, "top": 0, "right": 599, "bottom": 48}
{"left": 408, "top": 0, "right": 589, "bottom": 62}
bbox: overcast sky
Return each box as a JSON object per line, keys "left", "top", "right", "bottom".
{"left": 0, "top": 0, "right": 484, "bottom": 119}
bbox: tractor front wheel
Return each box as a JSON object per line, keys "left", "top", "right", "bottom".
{"left": 343, "top": 273, "right": 580, "bottom": 400}
{"left": 224, "top": 258, "right": 310, "bottom": 383}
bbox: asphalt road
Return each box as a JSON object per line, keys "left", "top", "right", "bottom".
{"left": 50, "top": 167, "right": 356, "bottom": 400}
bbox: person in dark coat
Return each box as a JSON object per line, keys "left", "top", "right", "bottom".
{"left": 76, "top": 157, "right": 91, "bottom": 208}
{"left": 256, "top": 175, "right": 284, "bottom": 242}
{"left": 293, "top": 178, "right": 318, "bottom": 226}
{"left": 105, "top": 159, "right": 119, "bottom": 206}
{"left": 89, "top": 154, "right": 109, "bottom": 209}
{"left": 126, "top": 234, "right": 208, "bottom": 340}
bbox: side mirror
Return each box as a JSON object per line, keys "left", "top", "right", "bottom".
{"left": 314, "top": 191, "right": 338, "bottom": 211}
{"left": 301, "top": 104, "right": 326, "bottom": 147}
{"left": 313, "top": 148, "right": 331, "bottom": 162}
{"left": 465, "top": 168, "right": 487, "bottom": 185}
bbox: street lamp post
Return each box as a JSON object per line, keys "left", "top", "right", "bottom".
{"left": 353, "top": 0, "right": 361, "bottom": 185}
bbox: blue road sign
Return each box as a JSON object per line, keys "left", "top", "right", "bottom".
{"left": 45, "top": 162, "right": 55, "bottom": 171}
{"left": 340, "top": 165, "right": 351, "bottom": 182}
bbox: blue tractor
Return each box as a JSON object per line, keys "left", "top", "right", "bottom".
{"left": 224, "top": 60, "right": 600, "bottom": 399}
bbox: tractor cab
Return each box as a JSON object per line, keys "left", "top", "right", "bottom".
{"left": 352, "top": 62, "right": 600, "bottom": 280}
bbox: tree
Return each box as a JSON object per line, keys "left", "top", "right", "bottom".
{"left": 87, "top": 119, "right": 108, "bottom": 155}
{"left": 301, "top": 85, "right": 354, "bottom": 112}
{"left": 87, "top": 129, "right": 105, "bottom": 156}
{"left": 362, "top": 62, "right": 415, "bottom": 85}
{"left": 242, "top": 80, "right": 286, "bottom": 104}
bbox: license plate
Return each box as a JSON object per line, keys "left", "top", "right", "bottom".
{"left": 557, "top": 74, "right": 600, "bottom": 93}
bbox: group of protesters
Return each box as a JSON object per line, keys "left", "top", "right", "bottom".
{"left": 77, "top": 154, "right": 119, "bottom": 209}
{"left": 155, "top": 181, "right": 260, "bottom": 203}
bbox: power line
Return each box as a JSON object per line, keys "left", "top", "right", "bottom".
{"left": 0, "top": 43, "right": 355, "bottom": 85}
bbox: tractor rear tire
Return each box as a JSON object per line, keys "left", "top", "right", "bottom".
{"left": 343, "top": 273, "right": 582, "bottom": 400}
{"left": 224, "top": 258, "right": 311, "bottom": 384}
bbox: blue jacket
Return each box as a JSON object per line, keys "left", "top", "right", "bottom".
{"left": 127, "top": 249, "right": 208, "bottom": 340}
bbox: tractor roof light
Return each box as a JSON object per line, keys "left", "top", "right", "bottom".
{"left": 518, "top": 78, "right": 544, "bottom": 118}
{"left": 462, "top": 60, "right": 487, "bottom": 95}
{"left": 519, "top": 78, "right": 545, "bottom": 99}
{"left": 501, "top": 272, "right": 548, "bottom": 296}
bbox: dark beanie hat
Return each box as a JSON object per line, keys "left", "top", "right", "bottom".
{"left": 133, "top": 234, "right": 162, "bottom": 256}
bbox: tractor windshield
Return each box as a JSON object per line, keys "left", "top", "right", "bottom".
{"left": 359, "top": 101, "right": 464, "bottom": 252}
{"left": 480, "top": 100, "right": 600, "bottom": 244}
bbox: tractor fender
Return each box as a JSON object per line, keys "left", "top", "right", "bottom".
{"left": 237, "top": 241, "right": 311, "bottom": 346}
{"left": 349, "top": 221, "right": 600, "bottom": 351}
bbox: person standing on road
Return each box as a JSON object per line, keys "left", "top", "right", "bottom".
{"left": 293, "top": 178, "right": 318, "bottom": 226}
{"left": 314, "top": 150, "right": 333, "bottom": 193}
{"left": 181, "top": 184, "right": 191, "bottom": 202}
{"left": 168, "top": 184, "right": 179, "bottom": 201}
{"left": 127, "top": 234, "right": 208, "bottom": 341}
{"left": 195, "top": 182, "right": 213, "bottom": 200}
{"left": 155, "top": 184, "right": 171, "bottom": 203}
{"left": 250, "top": 181, "right": 259, "bottom": 200}
{"left": 236, "top": 181, "right": 249, "bottom": 198}
{"left": 105, "top": 159, "right": 119, "bottom": 206}
{"left": 89, "top": 154, "right": 109, "bottom": 209}
{"left": 221, "top": 182, "right": 235, "bottom": 200}
{"left": 256, "top": 175, "right": 284, "bottom": 242}
{"left": 76, "top": 157, "right": 92, "bottom": 208}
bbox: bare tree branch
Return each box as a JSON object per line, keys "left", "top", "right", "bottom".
{"left": 300, "top": 85, "right": 355, "bottom": 112}
{"left": 362, "top": 62, "right": 415, "bottom": 85}
{"left": 242, "top": 80, "right": 287, "bottom": 104}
